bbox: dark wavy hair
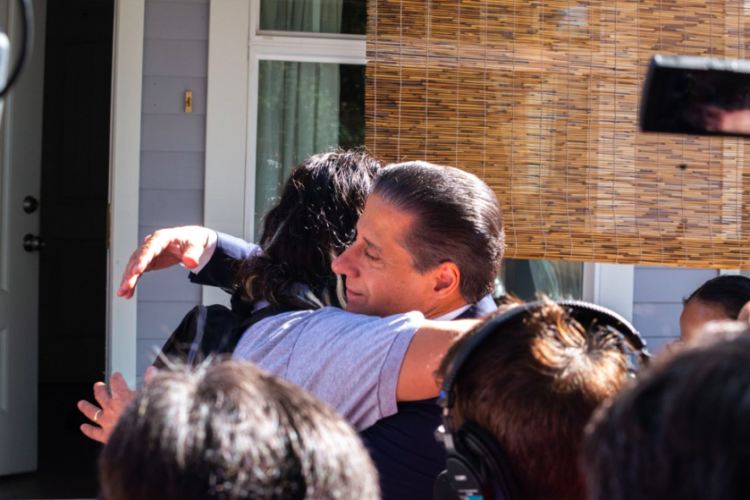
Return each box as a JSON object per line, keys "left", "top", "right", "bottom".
{"left": 236, "top": 150, "right": 381, "bottom": 309}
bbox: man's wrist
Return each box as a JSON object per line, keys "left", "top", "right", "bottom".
{"left": 190, "top": 229, "right": 218, "bottom": 274}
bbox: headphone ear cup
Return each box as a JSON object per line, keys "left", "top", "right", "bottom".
{"left": 456, "top": 421, "right": 520, "bottom": 500}
{"left": 443, "top": 454, "right": 485, "bottom": 500}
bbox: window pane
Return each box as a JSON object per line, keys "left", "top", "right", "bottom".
{"left": 255, "top": 61, "right": 365, "bottom": 239}
{"left": 498, "top": 259, "right": 583, "bottom": 301}
{"left": 260, "top": 0, "right": 367, "bottom": 35}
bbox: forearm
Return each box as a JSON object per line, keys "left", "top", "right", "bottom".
{"left": 396, "top": 319, "right": 479, "bottom": 401}
{"left": 189, "top": 232, "right": 260, "bottom": 289}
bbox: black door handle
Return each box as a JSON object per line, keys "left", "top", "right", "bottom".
{"left": 23, "top": 234, "right": 44, "bottom": 252}
{"left": 23, "top": 196, "right": 39, "bottom": 213}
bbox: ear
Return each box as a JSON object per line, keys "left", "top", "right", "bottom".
{"left": 432, "top": 261, "right": 461, "bottom": 299}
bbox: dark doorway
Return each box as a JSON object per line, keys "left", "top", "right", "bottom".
{"left": 0, "top": 0, "right": 113, "bottom": 497}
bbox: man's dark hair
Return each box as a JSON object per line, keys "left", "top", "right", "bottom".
{"left": 237, "top": 150, "right": 381, "bottom": 309}
{"left": 372, "top": 161, "right": 505, "bottom": 303}
{"left": 683, "top": 274, "right": 750, "bottom": 319}
{"left": 99, "top": 360, "right": 380, "bottom": 500}
{"left": 437, "top": 298, "right": 629, "bottom": 500}
{"left": 583, "top": 329, "right": 750, "bottom": 500}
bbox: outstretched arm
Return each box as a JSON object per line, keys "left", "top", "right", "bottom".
{"left": 117, "top": 226, "right": 212, "bottom": 299}
{"left": 396, "top": 319, "right": 479, "bottom": 402}
{"left": 117, "top": 226, "right": 257, "bottom": 298}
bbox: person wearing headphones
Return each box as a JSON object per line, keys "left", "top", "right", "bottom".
{"left": 434, "top": 297, "right": 647, "bottom": 500}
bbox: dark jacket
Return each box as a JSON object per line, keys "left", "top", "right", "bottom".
{"left": 190, "top": 232, "right": 495, "bottom": 500}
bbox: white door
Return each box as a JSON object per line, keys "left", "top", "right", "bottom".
{"left": 0, "top": 0, "right": 47, "bottom": 476}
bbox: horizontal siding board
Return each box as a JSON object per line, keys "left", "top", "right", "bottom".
{"left": 138, "top": 0, "right": 210, "bottom": 360}
{"left": 138, "top": 189, "right": 203, "bottom": 226}
{"left": 137, "top": 339, "right": 165, "bottom": 374}
{"left": 141, "top": 114, "right": 207, "bottom": 152}
{"left": 641, "top": 336, "right": 677, "bottom": 356}
{"left": 632, "top": 303, "right": 683, "bottom": 339}
{"left": 137, "top": 301, "right": 199, "bottom": 340}
{"left": 142, "top": 76, "right": 207, "bottom": 115}
{"left": 633, "top": 268, "right": 718, "bottom": 303}
{"left": 135, "top": 264, "right": 202, "bottom": 302}
{"left": 143, "top": 39, "right": 208, "bottom": 77}
{"left": 140, "top": 151, "right": 205, "bottom": 190}
{"left": 147, "top": 0, "right": 208, "bottom": 4}
{"left": 145, "top": 2, "right": 209, "bottom": 40}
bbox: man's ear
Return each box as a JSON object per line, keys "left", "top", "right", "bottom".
{"left": 432, "top": 261, "right": 461, "bottom": 298}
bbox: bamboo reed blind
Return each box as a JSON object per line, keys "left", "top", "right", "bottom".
{"left": 366, "top": 0, "right": 750, "bottom": 268}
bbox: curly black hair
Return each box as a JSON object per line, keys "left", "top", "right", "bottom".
{"left": 235, "top": 150, "right": 381, "bottom": 309}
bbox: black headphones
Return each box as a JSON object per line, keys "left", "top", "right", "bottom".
{"left": 434, "top": 300, "right": 651, "bottom": 500}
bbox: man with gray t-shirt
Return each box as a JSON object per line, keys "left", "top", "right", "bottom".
{"left": 111, "top": 162, "right": 505, "bottom": 500}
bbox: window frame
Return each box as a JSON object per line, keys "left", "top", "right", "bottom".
{"left": 245, "top": 2, "right": 367, "bottom": 239}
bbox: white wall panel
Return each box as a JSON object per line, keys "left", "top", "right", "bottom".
{"left": 142, "top": 76, "right": 207, "bottom": 115}
{"left": 632, "top": 303, "right": 684, "bottom": 339}
{"left": 140, "top": 152, "right": 204, "bottom": 190}
{"left": 136, "top": 266, "right": 201, "bottom": 303}
{"left": 138, "top": 189, "right": 203, "bottom": 227}
{"left": 137, "top": 301, "right": 200, "bottom": 340}
{"left": 145, "top": 2, "right": 209, "bottom": 40}
{"left": 634, "top": 267, "right": 718, "bottom": 303}
{"left": 140, "top": 114, "right": 206, "bottom": 152}
{"left": 143, "top": 39, "right": 209, "bottom": 77}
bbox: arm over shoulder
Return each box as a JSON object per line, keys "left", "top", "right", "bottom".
{"left": 396, "top": 319, "right": 479, "bottom": 402}
{"left": 263, "top": 309, "right": 476, "bottom": 430}
{"left": 189, "top": 232, "right": 260, "bottom": 289}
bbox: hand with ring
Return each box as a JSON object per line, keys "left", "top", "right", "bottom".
{"left": 77, "top": 369, "right": 156, "bottom": 443}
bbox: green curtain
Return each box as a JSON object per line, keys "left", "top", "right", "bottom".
{"left": 528, "top": 260, "right": 583, "bottom": 300}
{"left": 260, "top": 0, "right": 343, "bottom": 33}
{"left": 255, "top": 61, "right": 341, "bottom": 240}
{"left": 255, "top": 1, "right": 343, "bottom": 239}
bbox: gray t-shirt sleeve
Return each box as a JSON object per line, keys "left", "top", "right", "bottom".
{"left": 279, "top": 308, "right": 423, "bottom": 431}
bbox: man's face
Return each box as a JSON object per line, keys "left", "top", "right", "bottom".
{"left": 679, "top": 299, "right": 728, "bottom": 342}
{"left": 331, "top": 194, "right": 447, "bottom": 317}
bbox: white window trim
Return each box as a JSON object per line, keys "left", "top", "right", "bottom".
{"left": 107, "top": 0, "right": 145, "bottom": 387}
{"left": 582, "top": 262, "right": 635, "bottom": 322}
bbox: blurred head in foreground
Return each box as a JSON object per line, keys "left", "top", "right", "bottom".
{"left": 437, "top": 298, "right": 631, "bottom": 500}
{"left": 584, "top": 324, "right": 750, "bottom": 500}
{"left": 680, "top": 274, "right": 750, "bottom": 341}
{"left": 99, "top": 360, "right": 379, "bottom": 500}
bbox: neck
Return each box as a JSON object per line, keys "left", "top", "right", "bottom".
{"left": 423, "top": 296, "right": 470, "bottom": 320}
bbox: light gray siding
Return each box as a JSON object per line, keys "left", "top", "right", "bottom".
{"left": 137, "top": 0, "right": 210, "bottom": 385}
{"left": 632, "top": 266, "right": 718, "bottom": 354}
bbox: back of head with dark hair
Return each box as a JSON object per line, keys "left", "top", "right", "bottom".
{"left": 583, "top": 329, "right": 750, "bottom": 500}
{"left": 437, "top": 298, "right": 630, "bottom": 500}
{"left": 237, "top": 150, "right": 381, "bottom": 309}
{"left": 684, "top": 274, "right": 750, "bottom": 319}
{"left": 99, "top": 360, "right": 380, "bottom": 500}
{"left": 372, "top": 161, "right": 505, "bottom": 304}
